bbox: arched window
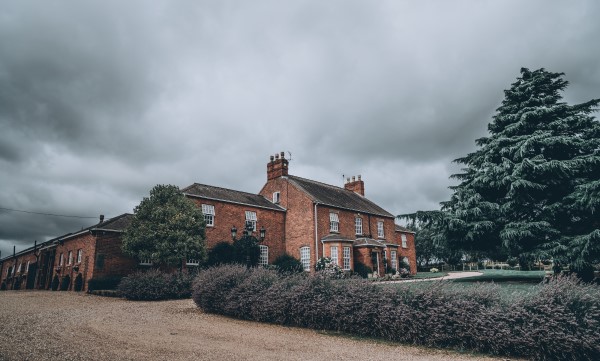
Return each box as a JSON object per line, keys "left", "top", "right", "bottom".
{"left": 300, "top": 246, "right": 310, "bottom": 271}
{"left": 259, "top": 245, "right": 269, "bottom": 266}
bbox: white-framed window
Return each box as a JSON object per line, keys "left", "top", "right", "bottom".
{"left": 139, "top": 259, "right": 152, "bottom": 266}
{"left": 377, "top": 221, "right": 385, "bottom": 238}
{"left": 186, "top": 259, "right": 200, "bottom": 266}
{"left": 343, "top": 246, "right": 351, "bottom": 271}
{"left": 245, "top": 211, "right": 257, "bottom": 231}
{"left": 300, "top": 246, "right": 310, "bottom": 271}
{"left": 68, "top": 251, "right": 73, "bottom": 265}
{"left": 202, "top": 204, "right": 215, "bottom": 227}
{"left": 77, "top": 249, "right": 82, "bottom": 263}
{"left": 59, "top": 253, "right": 64, "bottom": 266}
{"left": 330, "top": 246, "right": 338, "bottom": 265}
{"left": 25, "top": 261, "right": 30, "bottom": 273}
{"left": 273, "top": 192, "right": 280, "bottom": 204}
{"left": 401, "top": 234, "right": 408, "bottom": 248}
{"left": 355, "top": 217, "right": 363, "bottom": 235}
{"left": 330, "top": 212, "right": 339, "bottom": 232}
{"left": 259, "top": 245, "right": 269, "bottom": 266}
{"left": 17, "top": 263, "right": 22, "bottom": 273}
{"left": 391, "top": 250, "right": 397, "bottom": 271}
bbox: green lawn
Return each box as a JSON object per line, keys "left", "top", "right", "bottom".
{"left": 412, "top": 271, "right": 448, "bottom": 279}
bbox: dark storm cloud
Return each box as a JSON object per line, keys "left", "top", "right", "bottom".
{"left": 1, "top": 0, "right": 600, "bottom": 257}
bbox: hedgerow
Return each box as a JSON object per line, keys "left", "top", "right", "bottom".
{"left": 118, "top": 270, "right": 194, "bottom": 301}
{"left": 192, "top": 265, "right": 600, "bottom": 360}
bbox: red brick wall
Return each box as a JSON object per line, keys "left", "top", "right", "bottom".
{"left": 260, "top": 177, "right": 316, "bottom": 269}
{"left": 1, "top": 251, "right": 38, "bottom": 290}
{"left": 93, "top": 233, "right": 138, "bottom": 283}
{"left": 395, "top": 231, "right": 417, "bottom": 274}
{"left": 53, "top": 232, "right": 98, "bottom": 291}
{"left": 354, "top": 247, "right": 385, "bottom": 277}
{"left": 323, "top": 242, "right": 354, "bottom": 271}
{"left": 187, "top": 197, "right": 286, "bottom": 265}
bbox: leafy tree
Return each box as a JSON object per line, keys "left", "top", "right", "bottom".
{"left": 206, "top": 241, "right": 235, "bottom": 266}
{"left": 123, "top": 184, "right": 206, "bottom": 269}
{"left": 407, "top": 68, "right": 600, "bottom": 271}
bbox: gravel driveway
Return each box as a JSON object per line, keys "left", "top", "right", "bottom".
{"left": 0, "top": 291, "right": 511, "bottom": 361}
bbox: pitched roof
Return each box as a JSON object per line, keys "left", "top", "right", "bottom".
{"left": 182, "top": 183, "right": 285, "bottom": 212}
{"left": 93, "top": 213, "right": 133, "bottom": 232}
{"left": 286, "top": 175, "right": 394, "bottom": 217}
{"left": 0, "top": 213, "right": 132, "bottom": 261}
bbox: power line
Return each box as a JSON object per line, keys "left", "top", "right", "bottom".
{"left": 0, "top": 207, "right": 99, "bottom": 219}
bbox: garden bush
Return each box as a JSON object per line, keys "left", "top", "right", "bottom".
{"left": 353, "top": 261, "right": 372, "bottom": 278}
{"left": 272, "top": 253, "right": 303, "bottom": 274}
{"left": 206, "top": 241, "right": 235, "bottom": 266}
{"left": 193, "top": 266, "right": 600, "bottom": 361}
{"left": 118, "top": 269, "right": 193, "bottom": 301}
{"left": 88, "top": 276, "right": 123, "bottom": 291}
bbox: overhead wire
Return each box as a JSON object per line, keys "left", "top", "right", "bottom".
{"left": 0, "top": 207, "right": 99, "bottom": 219}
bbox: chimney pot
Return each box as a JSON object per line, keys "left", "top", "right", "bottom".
{"left": 275, "top": 153, "right": 279, "bottom": 160}
{"left": 280, "top": 151, "right": 285, "bottom": 159}
{"left": 346, "top": 177, "right": 350, "bottom": 183}
{"left": 352, "top": 176, "right": 355, "bottom": 182}
{"left": 270, "top": 155, "right": 274, "bottom": 162}
{"left": 100, "top": 214, "right": 105, "bottom": 223}
{"left": 358, "top": 175, "right": 361, "bottom": 181}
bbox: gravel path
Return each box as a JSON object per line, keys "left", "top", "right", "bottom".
{"left": 0, "top": 291, "right": 511, "bottom": 361}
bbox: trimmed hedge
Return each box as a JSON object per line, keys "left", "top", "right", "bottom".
{"left": 88, "top": 276, "right": 123, "bottom": 291}
{"left": 192, "top": 265, "right": 600, "bottom": 361}
{"left": 118, "top": 270, "right": 193, "bottom": 301}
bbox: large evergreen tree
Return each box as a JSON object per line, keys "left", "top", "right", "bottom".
{"left": 123, "top": 184, "right": 206, "bottom": 268}
{"left": 407, "top": 68, "right": 600, "bottom": 269}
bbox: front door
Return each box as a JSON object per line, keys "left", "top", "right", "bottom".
{"left": 371, "top": 251, "right": 379, "bottom": 276}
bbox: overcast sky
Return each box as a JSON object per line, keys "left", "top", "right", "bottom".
{"left": 1, "top": 0, "right": 599, "bottom": 257}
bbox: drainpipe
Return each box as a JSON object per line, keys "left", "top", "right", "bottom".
{"left": 314, "top": 202, "right": 319, "bottom": 267}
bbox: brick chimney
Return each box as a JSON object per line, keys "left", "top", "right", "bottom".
{"left": 267, "top": 151, "right": 289, "bottom": 180}
{"left": 344, "top": 175, "right": 365, "bottom": 196}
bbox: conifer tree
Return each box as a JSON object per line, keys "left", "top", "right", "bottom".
{"left": 407, "top": 68, "right": 600, "bottom": 270}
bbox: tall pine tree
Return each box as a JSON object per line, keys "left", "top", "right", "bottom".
{"left": 415, "top": 68, "right": 600, "bottom": 269}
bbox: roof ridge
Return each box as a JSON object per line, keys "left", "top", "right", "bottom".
{"left": 287, "top": 174, "right": 348, "bottom": 192}
{"left": 183, "top": 182, "right": 262, "bottom": 198}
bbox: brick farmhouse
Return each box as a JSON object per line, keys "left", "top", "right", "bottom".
{"left": 0, "top": 153, "right": 416, "bottom": 292}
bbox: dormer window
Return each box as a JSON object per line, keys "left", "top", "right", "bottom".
{"left": 273, "top": 191, "right": 280, "bottom": 204}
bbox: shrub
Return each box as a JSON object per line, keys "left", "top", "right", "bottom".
{"left": 74, "top": 273, "right": 84, "bottom": 292}
{"left": 193, "top": 266, "right": 600, "bottom": 361}
{"left": 272, "top": 253, "right": 303, "bottom": 274}
{"left": 88, "top": 276, "right": 123, "bottom": 291}
{"left": 430, "top": 267, "right": 439, "bottom": 273}
{"left": 507, "top": 257, "right": 518, "bottom": 267}
{"left": 206, "top": 241, "right": 235, "bottom": 266}
{"left": 315, "top": 257, "right": 345, "bottom": 279}
{"left": 353, "top": 261, "right": 372, "bottom": 278}
{"left": 0, "top": 282, "right": 6, "bottom": 291}
{"left": 118, "top": 270, "right": 193, "bottom": 301}
{"left": 51, "top": 275, "right": 59, "bottom": 291}
{"left": 59, "top": 275, "right": 70, "bottom": 291}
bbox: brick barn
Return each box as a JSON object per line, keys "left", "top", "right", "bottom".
{"left": 0, "top": 152, "right": 416, "bottom": 292}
